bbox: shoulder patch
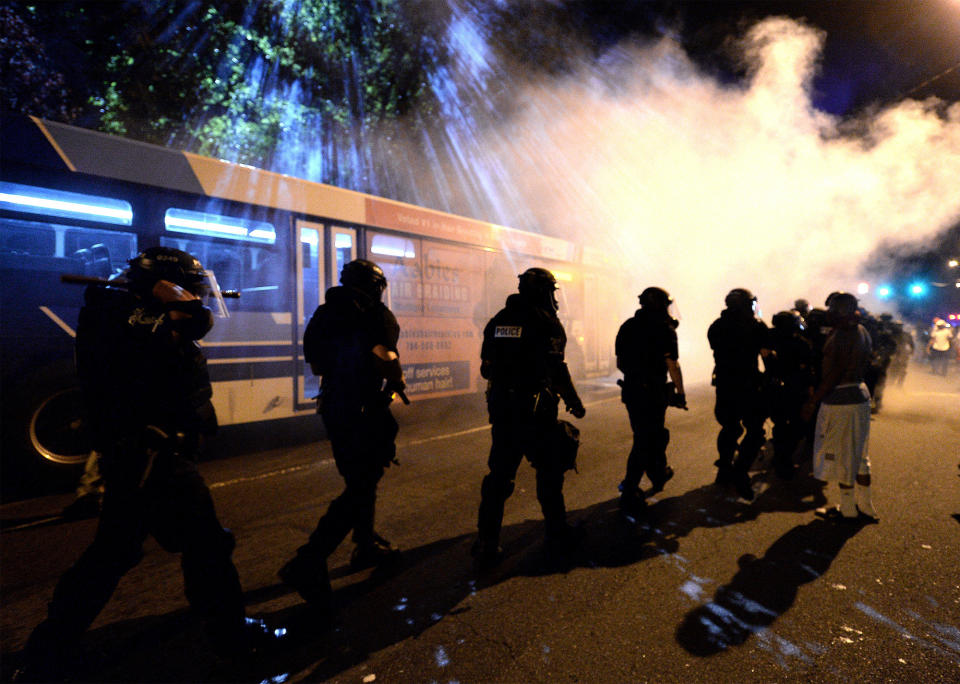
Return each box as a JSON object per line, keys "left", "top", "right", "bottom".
{"left": 495, "top": 325, "right": 522, "bottom": 338}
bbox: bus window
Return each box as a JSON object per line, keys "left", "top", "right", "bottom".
{"left": 159, "top": 236, "right": 283, "bottom": 312}
{"left": 63, "top": 227, "right": 137, "bottom": 277}
{"left": 164, "top": 207, "right": 275, "bottom": 244}
{"left": 161, "top": 207, "right": 281, "bottom": 311}
{"left": 0, "top": 181, "right": 132, "bottom": 226}
{"left": 367, "top": 231, "right": 420, "bottom": 314}
{"left": 330, "top": 227, "right": 356, "bottom": 286}
{"left": 0, "top": 217, "right": 136, "bottom": 280}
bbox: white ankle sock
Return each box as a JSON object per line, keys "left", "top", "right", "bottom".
{"left": 856, "top": 484, "right": 878, "bottom": 518}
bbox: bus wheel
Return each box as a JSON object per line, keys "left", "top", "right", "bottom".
{"left": 27, "top": 387, "right": 90, "bottom": 466}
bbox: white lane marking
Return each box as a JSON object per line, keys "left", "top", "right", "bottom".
{"left": 3, "top": 516, "right": 63, "bottom": 532}
{"left": 39, "top": 306, "right": 76, "bottom": 338}
{"left": 199, "top": 340, "right": 289, "bottom": 347}
{"left": 208, "top": 396, "right": 617, "bottom": 489}
{"left": 404, "top": 424, "right": 490, "bottom": 447}
{"left": 210, "top": 463, "right": 320, "bottom": 489}
{"left": 206, "top": 356, "right": 291, "bottom": 364}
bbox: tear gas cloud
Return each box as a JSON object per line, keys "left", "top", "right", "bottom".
{"left": 451, "top": 17, "right": 960, "bottom": 381}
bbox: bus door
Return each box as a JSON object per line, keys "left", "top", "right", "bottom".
{"left": 295, "top": 220, "right": 323, "bottom": 408}
{"left": 330, "top": 226, "right": 357, "bottom": 288}
{"left": 294, "top": 222, "right": 356, "bottom": 408}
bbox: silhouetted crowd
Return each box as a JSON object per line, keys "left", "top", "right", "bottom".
{"left": 13, "top": 248, "right": 951, "bottom": 682}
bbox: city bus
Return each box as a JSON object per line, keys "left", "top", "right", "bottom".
{"left": 0, "top": 114, "right": 619, "bottom": 487}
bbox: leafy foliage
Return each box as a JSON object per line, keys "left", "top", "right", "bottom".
{"left": 3, "top": 1, "right": 443, "bottom": 171}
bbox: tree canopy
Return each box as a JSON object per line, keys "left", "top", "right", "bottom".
{"left": 2, "top": 1, "right": 443, "bottom": 174}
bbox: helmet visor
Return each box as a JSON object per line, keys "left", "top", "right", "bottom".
{"left": 667, "top": 299, "right": 681, "bottom": 324}
{"left": 197, "top": 270, "right": 230, "bottom": 318}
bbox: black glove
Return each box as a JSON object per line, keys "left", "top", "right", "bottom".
{"left": 566, "top": 399, "right": 586, "bottom": 419}
{"left": 384, "top": 378, "right": 410, "bottom": 404}
{"left": 669, "top": 392, "right": 688, "bottom": 410}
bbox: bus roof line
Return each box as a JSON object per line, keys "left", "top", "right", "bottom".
{"left": 31, "top": 117, "right": 76, "bottom": 173}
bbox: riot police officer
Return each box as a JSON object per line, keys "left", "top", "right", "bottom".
{"left": 279, "top": 259, "right": 405, "bottom": 608}
{"left": 867, "top": 313, "right": 898, "bottom": 413}
{"left": 473, "top": 267, "right": 586, "bottom": 564}
{"left": 615, "top": 287, "right": 686, "bottom": 517}
{"left": 887, "top": 319, "right": 914, "bottom": 387}
{"left": 707, "top": 288, "right": 771, "bottom": 500}
{"left": 17, "top": 247, "right": 277, "bottom": 681}
{"left": 766, "top": 311, "right": 815, "bottom": 479}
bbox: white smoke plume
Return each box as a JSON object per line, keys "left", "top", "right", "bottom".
{"left": 475, "top": 17, "right": 960, "bottom": 381}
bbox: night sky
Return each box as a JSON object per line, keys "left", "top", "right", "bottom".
{"left": 568, "top": 0, "right": 960, "bottom": 114}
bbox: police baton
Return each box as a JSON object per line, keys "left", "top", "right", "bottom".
{"left": 61, "top": 274, "right": 240, "bottom": 298}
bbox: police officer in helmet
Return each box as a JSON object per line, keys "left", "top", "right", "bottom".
{"left": 615, "top": 286, "right": 686, "bottom": 517}
{"left": 707, "top": 287, "right": 772, "bottom": 500}
{"left": 766, "top": 310, "right": 815, "bottom": 479}
{"left": 17, "top": 246, "right": 280, "bottom": 681}
{"left": 474, "top": 267, "right": 586, "bottom": 564}
{"left": 279, "top": 258, "right": 405, "bottom": 608}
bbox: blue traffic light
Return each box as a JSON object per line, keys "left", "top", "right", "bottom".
{"left": 909, "top": 282, "right": 927, "bottom": 297}
{"left": 877, "top": 285, "right": 892, "bottom": 299}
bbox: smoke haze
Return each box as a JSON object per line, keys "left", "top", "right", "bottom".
{"left": 457, "top": 16, "right": 960, "bottom": 381}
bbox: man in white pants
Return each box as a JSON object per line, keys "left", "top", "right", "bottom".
{"left": 801, "top": 292, "right": 878, "bottom": 521}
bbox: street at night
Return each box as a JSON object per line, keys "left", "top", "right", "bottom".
{"left": 2, "top": 365, "right": 957, "bottom": 683}
{"left": 3, "top": 2, "right": 960, "bottom": 683}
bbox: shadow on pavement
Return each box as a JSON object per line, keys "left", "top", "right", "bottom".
{"left": 674, "top": 516, "right": 870, "bottom": 656}
{"left": 2, "top": 470, "right": 829, "bottom": 682}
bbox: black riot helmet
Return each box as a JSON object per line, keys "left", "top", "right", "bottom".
{"left": 793, "top": 298, "right": 810, "bottom": 316}
{"left": 340, "top": 259, "right": 387, "bottom": 300}
{"left": 639, "top": 286, "right": 672, "bottom": 311}
{"left": 725, "top": 287, "right": 757, "bottom": 315}
{"left": 772, "top": 310, "right": 804, "bottom": 335}
{"left": 518, "top": 267, "right": 559, "bottom": 312}
{"left": 639, "top": 286, "right": 679, "bottom": 328}
{"left": 126, "top": 246, "right": 208, "bottom": 296}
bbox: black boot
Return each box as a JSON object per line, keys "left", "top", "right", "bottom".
{"left": 733, "top": 471, "right": 755, "bottom": 501}
{"left": 350, "top": 533, "right": 401, "bottom": 571}
{"left": 618, "top": 486, "right": 647, "bottom": 520}
{"left": 648, "top": 465, "right": 674, "bottom": 493}
{"left": 13, "top": 620, "right": 81, "bottom": 683}
{"left": 714, "top": 460, "right": 734, "bottom": 486}
{"left": 278, "top": 556, "right": 332, "bottom": 610}
{"left": 470, "top": 536, "right": 504, "bottom": 568}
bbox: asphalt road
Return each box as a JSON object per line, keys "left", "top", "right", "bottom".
{"left": 2, "top": 365, "right": 958, "bottom": 683}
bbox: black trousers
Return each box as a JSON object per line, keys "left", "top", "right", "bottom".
{"left": 477, "top": 408, "right": 567, "bottom": 545}
{"left": 770, "top": 407, "right": 804, "bottom": 472}
{"left": 622, "top": 390, "right": 669, "bottom": 490}
{"left": 28, "top": 449, "right": 245, "bottom": 656}
{"left": 297, "top": 403, "right": 397, "bottom": 563}
{"left": 714, "top": 382, "right": 767, "bottom": 474}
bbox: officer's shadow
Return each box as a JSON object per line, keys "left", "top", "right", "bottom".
{"left": 546, "top": 466, "right": 829, "bottom": 573}
{"left": 674, "top": 516, "right": 869, "bottom": 656}
{"left": 245, "top": 470, "right": 832, "bottom": 681}
{"left": 56, "top": 472, "right": 829, "bottom": 682}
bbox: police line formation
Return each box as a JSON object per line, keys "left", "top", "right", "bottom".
{"left": 13, "top": 246, "right": 921, "bottom": 681}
